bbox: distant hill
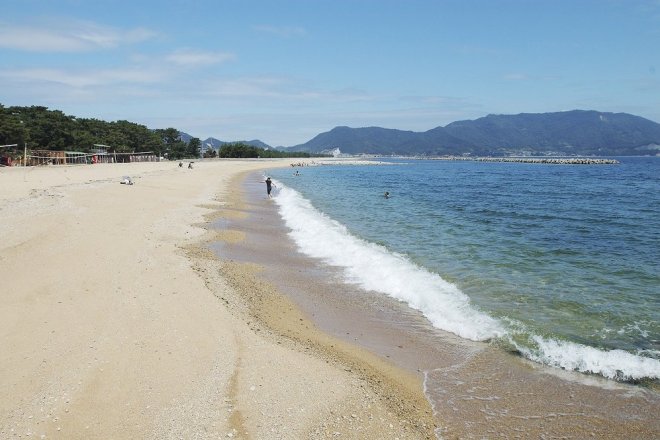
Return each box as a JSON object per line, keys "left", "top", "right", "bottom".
{"left": 289, "top": 126, "right": 471, "bottom": 156}
{"left": 176, "top": 133, "right": 274, "bottom": 152}
{"left": 201, "top": 137, "right": 224, "bottom": 150}
{"left": 194, "top": 136, "right": 272, "bottom": 152}
{"left": 178, "top": 132, "right": 193, "bottom": 144}
{"left": 240, "top": 139, "right": 271, "bottom": 150}
{"left": 288, "top": 110, "right": 660, "bottom": 156}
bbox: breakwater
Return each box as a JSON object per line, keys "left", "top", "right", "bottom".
{"left": 434, "top": 156, "right": 620, "bottom": 164}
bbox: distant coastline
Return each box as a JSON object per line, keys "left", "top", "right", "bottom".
{"left": 320, "top": 154, "right": 624, "bottom": 165}
{"left": 431, "top": 156, "right": 620, "bottom": 164}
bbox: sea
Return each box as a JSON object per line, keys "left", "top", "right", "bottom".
{"left": 266, "top": 157, "right": 660, "bottom": 383}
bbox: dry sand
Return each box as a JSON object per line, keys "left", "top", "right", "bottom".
{"left": 0, "top": 160, "right": 435, "bottom": 439}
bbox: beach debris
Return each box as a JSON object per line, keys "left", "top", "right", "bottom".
{"left": 120, "top": 176, "right": 134, "bottom": 185}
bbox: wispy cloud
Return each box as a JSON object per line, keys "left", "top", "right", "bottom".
{"left": 252, "top": 25, "right": 307, "bottom": 38}
{"left": 202, "top": 77, "right": 282, "bottom": 98}
{"left": 0, "top": 67, "right": 166, "bottom": 88}
{"left": 200, "top": 76, "right": 374, "bottom": 104}
{"left": 165, "top": 49, "right": 235, "bottom": 67}
{"left": 0, "top": 19, "right": 156, "bottom": 52}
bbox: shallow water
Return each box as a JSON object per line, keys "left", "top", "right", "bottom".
{"left": 268, "top": 158, "right": 660, "bottom": 381}
{"left": 210, "top": 169, "right": 660, "bottom": 438}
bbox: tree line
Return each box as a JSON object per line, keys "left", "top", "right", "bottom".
{"left": 217, "top": 142, "right": 311, "bottom": 158}
{"left": 0, "top": 104, "right": 314, "bottom": 161}
{"left": 0, "top": 105, "right": 199, "bottom": 160}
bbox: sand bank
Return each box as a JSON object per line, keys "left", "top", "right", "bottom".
{"left": 0, "top": 160, "right": 434, "bottom": 439}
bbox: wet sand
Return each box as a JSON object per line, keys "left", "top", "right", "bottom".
{"left": 211, "top": 170, "right": 660, "bottom": 439}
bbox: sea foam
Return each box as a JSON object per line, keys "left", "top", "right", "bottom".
{"left": 514, "top": 336, "right": 660, "bottom": 381}
{"left": 273, "top": 181, "right": 505, "bottom": 342}
{"left": 272, "top": 180, "right": 660, "bottom": 382}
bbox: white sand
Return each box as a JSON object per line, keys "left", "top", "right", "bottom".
{"left": 0, "top": 160, "right": 433, "bottom": 439}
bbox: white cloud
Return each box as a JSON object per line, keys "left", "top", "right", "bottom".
{"left": 0, "top": 19, "right": 156, "bottom": 52}
{"left": 200, "top": 76, "right": 374, "bottom": 104}
{"left": 0, "top": 67, "right": 166, "bottom": 88}
{"left": 252, "top": 25, "right": 307, "bottom": 38}
{"left": 165, "top": 49, "right": 235, "bottom": 67}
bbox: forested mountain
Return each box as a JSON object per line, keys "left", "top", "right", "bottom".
{"left": 290, "top": 111, "right": 660, "bottom": 156}
{"left": 442, "top": 111, "right": 660, "bottom": 155}
{"left": 289, "top": 126, "right": 471, "bottom": 155}
{"left": 182, "top": 133, "right": 272, "bottom": 151}
{"left": 196, "top": 136, "right": 272, "bottom": 152}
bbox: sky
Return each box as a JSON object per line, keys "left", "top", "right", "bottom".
{"left": 1, "top": 0, "right": 659, "bottom": 147}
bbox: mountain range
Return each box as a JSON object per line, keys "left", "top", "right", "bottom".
{"left": 187, "top": 110, "right": 660, "bottom": 157}
{"left": 178, "top": 133, "right": 272, "bottom": 152}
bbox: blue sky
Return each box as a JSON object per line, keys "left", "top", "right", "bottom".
{"left": 1, "top": 0, "right": 659, "bottom": 147}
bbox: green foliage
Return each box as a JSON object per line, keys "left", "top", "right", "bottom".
{"left": 218, "top": 142, "right": 311, "bottom": 158}
{"left": 203, "top": 146, "right": 217, "bottom": 158}
{"left": 218, "top": 142, "right": 261, "bottom": 158}
{"left": 154, "top": 127, "right": 186, "bottom": 159}
{"left": 0, "top": 105, "right": 198, "bottom": 159}
{"left": 187, "top": 137, "right": 201, "bottom": 158}
{"left": 0, "top": 105, "right": 28, "bottom": 147}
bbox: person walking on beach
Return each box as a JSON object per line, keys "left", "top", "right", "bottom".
{"left": 265, "top": 177, "right": 275, "bottom": 198}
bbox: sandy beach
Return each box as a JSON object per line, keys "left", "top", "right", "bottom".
{"left": 0, "top": 160, "right": 435, "bottom": 439}
{"left": 4, "top": 159, "right": 659, "bottom": 440}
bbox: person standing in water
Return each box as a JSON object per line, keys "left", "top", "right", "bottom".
{"left": 265, "top": 177, "right": 275, "bottom": 198}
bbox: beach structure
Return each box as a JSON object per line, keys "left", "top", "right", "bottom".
{"left": 433, "top": 156, "right": 620, "bottom": 164}
{"left": 113, "top": 152, "right": 159, "bottom": 163}
{"left": 23, "top": 149, "right": 159, "bottom": 166}
{"left": 91, "top": 145, "right": 159, "bottom": 163}
{"left": 0, "top": 144, "right": 18, "bottom": 166}
{"left": 28, "top": 150, "right": 66, "bottom": 166}
{"left": 27, "top": 150, "right": 88, "bottom": 165}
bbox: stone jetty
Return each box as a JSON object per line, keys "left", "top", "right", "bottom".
{"left": 434, "top": 156, "right": 620, "bottom": 164}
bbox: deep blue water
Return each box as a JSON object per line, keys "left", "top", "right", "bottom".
{"left": 269, "top": 157, "right": 660, "bottom": 381}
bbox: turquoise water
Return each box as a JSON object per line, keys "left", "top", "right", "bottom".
{"left": 268, "top": 157, "right": 660, "bottom": 381}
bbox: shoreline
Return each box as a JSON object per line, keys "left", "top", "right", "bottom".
{"left": 218, "top": 166, "right": 660, "bottom": 438}
{"left": 189, "top": 167, "right": 437, "bottom": 437}
{"left": 0, "top": 159, "right": 435, "bottom": 439}
{"left": 3, "top": 159, "right": 658, "bottom": 438}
